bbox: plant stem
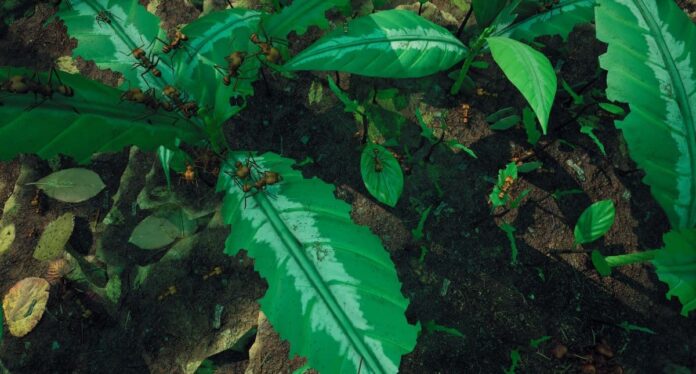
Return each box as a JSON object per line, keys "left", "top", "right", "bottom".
{"left": 451, "top": 28, "right": 491, "bottom": 95}
{"left": 456, "top": 5, "right": 474, "bottom": 39}
{"left": 605, "top": 249, "right": 660, "bottom": 268}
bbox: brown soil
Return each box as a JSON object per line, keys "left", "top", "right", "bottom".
{"left": 1, "top": 1, "right": 695, "bottom": 374}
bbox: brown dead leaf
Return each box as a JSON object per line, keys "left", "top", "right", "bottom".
{"left": 2, "top": 277, "right": 50, "bottom": 337}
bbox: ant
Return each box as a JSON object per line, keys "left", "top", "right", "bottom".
{"left": 163, "top": 85, "right": 199, "bottom": 118}
{"left": 128, "top": 45, "right": 162, "bottom": 81}
{"left": 249, "top": 32, "right": 284, "bottom": 64}
{"left": 226, "top": 156, "right": 280, "bottom": 206}
{"left": 179, "top": 163, "right": 198, "bottom": 186}
{"left": 214, "top": 51, "right": 248, "bottom": 88}
{"left": 156, "top": 28, "right": 190, "bottom": 58}
{"left": 31, "top": 189, "right": 47, "bottom": 215}
{"left": 120, "top": 87, "right": 160, "bottom": 111}
{"left": 95, "top": 10, "right": 119, "bottom": 27}
{"left": 461, "top": 103, "right": 471, "bottom": 125}
{"left": 497, "top": 176, "right": 515, "bottom": 200}
{"left": 2, "top": 68, "right": 75, "bottom": 111}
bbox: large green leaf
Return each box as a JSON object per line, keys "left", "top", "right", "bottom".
{"left": 217, "top": 152, "right": 419, "bottom": 374}
{"left": 171, "top": 9, "right": 263, "bottom": 128}
{"left": 360, "top": 144, "right": 404, "bottom": 207}
{"left": 487, "top": 36, "right": 556, "bottom": 133}
{"left": 284, "top": 10, "right": 467, "bottom": 78}
{"left": 31, "top": 168, "right": 105, "bottom": 203}
{"left": 595, "top": 0, "right": 696, "bottom": 228}
{"left": 57, "top": 0, "right": 171, "bottom": 90}
{"left": 493, "top": 0, "right": 596, "bottom": 42}
{"left": 652, "top": 229, "right": 696, "bottom": 316}
{"left": 0, "top": 68, "right": 203, "bottom": 163}
{"left": 573, "top": 200, "right": 615, "bottom": 244}
{"left": 263, "top": 0, "right": 348, "bottom": 39}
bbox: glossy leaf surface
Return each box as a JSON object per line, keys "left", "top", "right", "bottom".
{"left": 573, "top": 200, "right": 615, "bottom": 244}
{"left": 217, "top": 152, "right": 419, "bottom": 374}
{"left": 263, "top": 0, "right": 348, "bottom": 38}
{"left": 360, "top": 144, "right": 404, "bottom": 207}
{"left": 596, "top": 0, "right": 696, "bottom": 228}
{"left": 494, "top": 0, "right": 596, "bottom": 42}
{"left": 57, "top": 0, "right": 171, "bottom": 90}
{"left": 285, "top": 10, "right": 467, "bottom": 78}
{"left": 32, "top": 169, "right": 105, "bottom": 203}
{"left": 0, "top": 68, "right": 202, "bottom": 163}
{"left": 172, "top": 9, "right": 263, "bottom": 127}
{"left": 487, "top": 36, "right": 556, "bottom": 134}
{"left": 472, "top": 0, "right": 507, "bottom": 27}
{"left": 652, "top": 229, "right": 696, "bottom": 316}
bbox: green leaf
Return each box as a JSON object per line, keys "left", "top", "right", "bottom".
{"left": 652, "top": 229, "right": 696, "bottom": 316}
{"left": 573, "top": 200, "right": 615, "bottom": 244}
{"left": 503, "top": 349, "right": 522, "bottom": 374}
{"left": 617, "top": 321, "right": 656, "bottom": 335}
{"left": 263, "top": 0, "right": 348, "bottom": 38}
{"left": 591, "top": 250, "right": 611, "bottom": 276}
{"left": 361, "top": 144, "right": 404, "bottom": 207}
{"left": 596, "top": 0, "right": 696, "bottom": 228}
{"left": 472, "top": 0, "right": 507, "bottom": 27}
{"left": 500, "top": 222, "right": 519, "bottom": 265}
{"left": 487, "top": 36, "right": 556, "bottom": 134}
{"left": 172, "top": 9, "right": 263, "bottom": 127}
{"left": 529, "top": 335, "right": 551, "bottom": 349}
{"left": 522, "top": 106, "right": 541, "bottom": 145}
{"left": 0, "top": 68, "right": 203, "bottom": 163}
{"left": 486, "top": 107, "right": 516, "bottom": 123}
{"left": 517, "top": 161, "right": 542, "bottom": 173}
{"left": 598, "top": 102, "right": 625, "bottom": 116}
{"left": 561, "top": 78, "right": 584, "bottom": 105}
{"left": 327, "top": 75, "right": 359, "bottom": 113}
{"left": 493, "top": 0, "right": 596, "bottom": 42}
{"left": 129, "top": 215, "right": 180, "bottom": 250}
{"left": 424, "top": 320, "right": 465, "bottom": 338}
{"left": 285, "top": 10, "right": 467, "bottom": 78}
{"left": 33, "top": 213, "right": 75, "bottom": 261}
{"left": 490, "top": 115, "right": 520, "bottom": 130}
{"left": 57, "top": 0, "right": 170, "bottom": 90}
{"left": 580, "top": 123, "right": 606, "bottom": 156}
{"left": 217, "top": 152, "right": 419, "bottom": 374}
{"left": 411, "top": 205, "right": 432, "bottom": 241}
{"left": 308, "top": 80, "right": 324, "bottom": 105}
{"left": 30, "top": 168, "right": 105, "bottom": 203}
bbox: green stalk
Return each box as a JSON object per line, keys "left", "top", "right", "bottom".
{"left": 450, "top": 28, "right": 492, "bottom": 95}
{"left": 605, "top": 249, "right": 659, "bottom": 267}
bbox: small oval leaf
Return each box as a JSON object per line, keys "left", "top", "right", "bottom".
{"left": 32, "top": 168, "right": 106, "bottom": 203}
{"left": 285, "top": 10, "right": 467, "bottom": 78}
{"left": 33, "top": 213, "right": 75, "bottom": 261}
{"left": 574, "top": 200, "right": 615, "bottom": 244}
{"left": 360, "top": 144, "right": 404, "bottom": 207}
{"left": 487, "top": 36, "right": 557, "bottom": 134}
{"left": 129, "top": 215, "right": 180, "bottom": 250}
{"left": 2, "top": 277, "right": 50, "bottom": 337}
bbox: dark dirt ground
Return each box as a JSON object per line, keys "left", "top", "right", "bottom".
{"left": 1, "top": 1, "right": 695, "bottom": 373}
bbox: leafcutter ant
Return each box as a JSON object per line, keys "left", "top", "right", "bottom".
{"left": 163, "top": 85, "right": 199, "bottom": 118}
{"left": 179, "top": 163, "right": 198, "bottom": 186}
{"left": 2, "top": 68, "right": 76, "bottom": 112}
{"left": 249, "top": 32, "right": 285, "bottom": 64}
{"left": 95, "top": 10, "right": 120, "bottom": 27}
{"left": 128, "top": 45, "right": 162, "bottom": 82}
{"left": 156, "top": 28, "right": 190, "bottom": 58}
{"left": 497, "top": 176, "right": 515, "bottom": 200}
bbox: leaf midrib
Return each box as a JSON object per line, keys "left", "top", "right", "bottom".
{"left": 633, "top": 0, "right": 696, "bottom": 225}
{"left": 493, "top": 0, "right": 595, "bottom": 38}
{"left": 241, "top": 159, "right": 388, "bottom": 374}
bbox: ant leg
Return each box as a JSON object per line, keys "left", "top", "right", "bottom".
{"left": 155, "top": 37, "right": 169, "bottom": 47}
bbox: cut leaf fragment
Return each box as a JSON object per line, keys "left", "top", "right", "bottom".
{"left": 2, "top": 277, "right": 50, "bottom": 337}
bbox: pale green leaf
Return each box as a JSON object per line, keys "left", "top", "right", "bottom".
{"left": 129, "top": 215, "right": 180, "bottom": 250}
{"left": 31, "top": 169, "right": 105, "bottom": 203}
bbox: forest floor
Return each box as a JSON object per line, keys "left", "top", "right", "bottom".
{"left": 1, "top": 1, "right": 695, "bottom": 373}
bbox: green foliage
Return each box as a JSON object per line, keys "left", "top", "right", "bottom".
{"left": 490, "top": 115, "right": 520, "bottom": 130}
{"left": 217, "top": 152, "right": 419, "bottom": 374}
{"left": 29, "top": 168, "right": 105, "bottom": 203}
{"left": 574, "top": 200, "right": 615, "bottom": 244}
{"left": 411, "top": 205, "right": 432, "bottom": 241}
{"left": 33, "top": 213, "right": 74, "bottom": 261}
{"left": 361, "top": 144, "right": 404, "bottom": 207}
{"left": 128, "top": 215, "right": 180, "bottom": 250}
{"left": 487, "top": 36, "right": 556, "bottom": 134}
{"left": 57, "top": 0, "right": 168, "bottom": 90}
{"left": 522, "top": 106, "right": 541, "bottom": 145}
{"left": 285, "top": 10, "right": 468, "bottom": 78}
{"left": 424, "top": 320, "right": 465, "bottom": 338}
{"left": 500, "top": 222, "right": 519, "bottom": 265}
{"left": 579, "top": 116, "right": 606, "bottom": 156}
{"left": 0, "top": 68, "right": 202, "bottom": 163}
{"left": 494, "top": 0, "right": 596, "bottom": 42}
{"left": 591, "top": 249, "right": 611, "bottom": 276}
{"left": 617, "top": 321, "right": 656, "bottom": 335}
{"left": 529, "top": 335, "right": 551, "bottom": 349}
{"left": 472, "top": 0, "right": 508, "bottom": 27}
{"left": 596, "top": 0, "right": 696, "bottom": 228}
{"left": 652, "top": 229, "right": 696, "bottom": 316}
{"left": 503, "top": 349, "right": 522, "bottom": 374}
{"left": 263, "top": 0, "right": 348, "bottom": 38}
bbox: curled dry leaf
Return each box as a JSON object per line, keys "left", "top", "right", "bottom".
{"left": 2, "top": 277, "right": 50, "bottom": 337}
{"left": 45, "top": 258, "right": 74, "bottom": 286}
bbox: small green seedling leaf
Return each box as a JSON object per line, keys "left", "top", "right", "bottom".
{"left": 361, "top": 144, "right": 404, "bottom": 207}
{"left": 487, "top": 36, "right": 557, "bottom": 134}
{"left": 447, "top": 140, "right": 477, "bottom": 159}
{"left": 415, "top": 107, "right": 438, "bottom": 143}
{"left": 552, "top": 188, "right": 583, "bottom": 200}
{"left": 617, "top": 321, "right": 656, "bottom": 335}
{"left": 471, "top": 60, "right": 489, "bottom": 69}
{"left": 598, "top": 102, "right": 625, "bottom": 116}
{"left": 561, "top": 79, "right": 584, "bottom": 105}
{"left": 486, "top": 107, "right": 517, "bottom": 123}
{"left": 503, "top": 349, "right": 522, "bottom": 374}
{"left": 490, "top": 115, "right": 520, "bottom": 130}
{"left": 529, "top": 335, "right": 551, "bottom": 349}
{"left": 129, "top": 215, "right": 180, "bottom": 250}
{"left": 412, "top": 205, "right": 432, "bottom": 241}
{"left": 424, "top": 320, "right": 465, "bottom": 338}
{"left": 490, "top": 162, "right": 518, "bottom": 208}
{"left": 500, "top": 223, "right": 519, "bottom": 265}
{"left": 517, "top": 161, "right": 542, "bottom": 174}
{"left": 580, "top": 125, "right": 607, "bottom": 156}
{"left": 574, "top": 200, "right": 615, "bottom": 244}
{"left": 522, "top": 106, "right": 541, "bottom": 145}
{"left": 30, "top": 168, "right": 106, "bottom": 203}
{"left": 591, "top": 250, "right": 612, "bottom": 276}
